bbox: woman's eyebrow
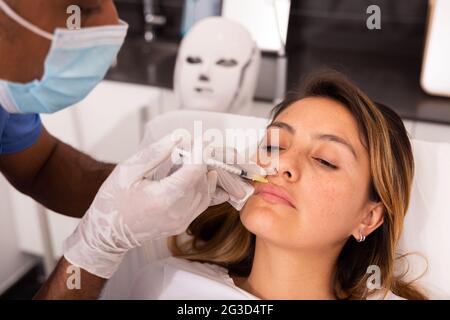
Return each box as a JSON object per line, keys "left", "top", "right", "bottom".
{"left": 313, "top": 133, "right": 358, "bottom": 160}
{"left": 267, "top": 121, "right": 358, "bottom": 160}
{"left": 267, "top": 121, "right": 295, "bottom": 134}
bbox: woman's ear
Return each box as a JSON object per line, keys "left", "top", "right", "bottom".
{"left": 352, "top": 203, "right": 384, "bottom": 241}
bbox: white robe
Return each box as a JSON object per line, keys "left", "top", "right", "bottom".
{"left": 126, "top": 256, "right": 405, "bottom": 300}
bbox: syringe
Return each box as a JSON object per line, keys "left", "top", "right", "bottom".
{"left": 175, "top": 147, "right": 269, "bottom": 183}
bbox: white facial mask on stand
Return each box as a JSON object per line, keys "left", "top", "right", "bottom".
{"left": 174, "top": 17, "right": 260, "bottom": 114}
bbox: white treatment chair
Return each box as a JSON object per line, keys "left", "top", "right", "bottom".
{"left": 101, "top": 110, "right": 450, "bottom": 299}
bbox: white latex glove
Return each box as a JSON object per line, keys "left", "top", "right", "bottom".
{"left": 63, "top": 135, "right": 244, "bottom": 279}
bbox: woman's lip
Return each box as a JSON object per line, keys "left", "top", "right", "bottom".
{"left": 254, "top": 184, "right": 296, "bottom": 208}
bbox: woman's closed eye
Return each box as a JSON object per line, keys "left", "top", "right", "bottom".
{"left": 261, "top": 145, "right": 282, "bottom": 152}
{"left": 259, "top": 145, "right": 286, "bottom": 156}
{"left": 313, "top": 157, "right": 338, "bottom": 170}
{"left": 260, "top": 145, "right": 338, "bottom": 170}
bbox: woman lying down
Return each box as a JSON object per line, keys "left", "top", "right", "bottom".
{"left": 123, "top": 72, "right": 426, "bottom": 300}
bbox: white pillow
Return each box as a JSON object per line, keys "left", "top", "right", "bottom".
{"left": 397, "top": 139, "right": 450, "bottom": 299}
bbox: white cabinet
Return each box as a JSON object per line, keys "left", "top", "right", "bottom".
{"left": 0, "top": 175, "right": 39, "bottom": 294}
{"left": 403, "top": 120, "right": 415, "bottom": 138}
{"left": 414, "top": 122, "right": 450, "bottom": 144}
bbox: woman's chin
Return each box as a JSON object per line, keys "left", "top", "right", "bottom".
{"left": 240, "top": 196, "right": 287, "bottom": 236}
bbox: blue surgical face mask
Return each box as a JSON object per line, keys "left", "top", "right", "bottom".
{"left": 0, "top": 0, "right": 128, "bottom": 114}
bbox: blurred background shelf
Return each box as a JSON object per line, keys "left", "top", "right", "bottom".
{"left": 107, "top": 0, "right": 450, "bottom": 125}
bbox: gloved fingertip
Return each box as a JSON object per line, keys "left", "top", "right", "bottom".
{"left": 232, "top": 184, "right": 247, "bottom": 199}
{"left": 215, "top": 169, "right": 248, "bottom": 199}
{"left": 211, "top": 188, "right": 230, "bottom": 206}
{"left": 207, "top": 170, "right": 218, "bottom": 195}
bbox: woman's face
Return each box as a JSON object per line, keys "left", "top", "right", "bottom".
{"left": 240, "top": 97, "right": 383, "bottom": 251}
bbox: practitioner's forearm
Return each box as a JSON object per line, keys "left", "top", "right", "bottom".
{"left": 34, "top": 257, "right": 107, "bottom": 300}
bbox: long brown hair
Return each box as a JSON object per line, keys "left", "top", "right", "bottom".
{"left": 169, "top": 70, "right": 427, "bottom": 300}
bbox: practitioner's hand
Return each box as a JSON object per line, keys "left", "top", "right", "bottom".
{"left": 62, "top": 135, "right": 244, "bottom": 279}
{"left": 206, "top": 146, "right": 266, "bottom": 209}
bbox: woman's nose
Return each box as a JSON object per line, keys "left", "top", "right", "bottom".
{"left": 256, "top": 149, "right": 299, "bottom": 182}
{"left": 277, "top": 156, "right": 299, "bottom": 182}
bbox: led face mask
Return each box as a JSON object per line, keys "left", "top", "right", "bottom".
{"left": 0, "top": 0, "right": 128, "bottom": 114}
{"left": 174, "top": 17, "right": 260, "bottom": 114}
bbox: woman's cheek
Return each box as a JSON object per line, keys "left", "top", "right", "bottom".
{"left": 306, "top": 181, "right": 342, "bottom": 223}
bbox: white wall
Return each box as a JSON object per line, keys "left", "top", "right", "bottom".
{"left": 0, "top": 175, "right": 38, "bottom": 294}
